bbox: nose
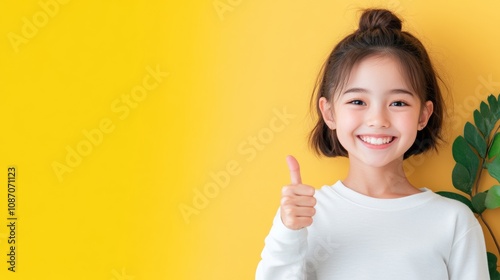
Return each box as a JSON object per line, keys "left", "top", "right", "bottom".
{"left": 365, "top": 106, "right": 390, "bottom": 128}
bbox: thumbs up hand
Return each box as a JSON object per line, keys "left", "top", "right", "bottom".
{"left": 280, "top": 155, "right": 316, "bottom": 230}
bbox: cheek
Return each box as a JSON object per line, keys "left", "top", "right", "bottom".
{"left": 334, "top": 110, "right": 359, "bottom": 132}
{"left": 333, "top": 110, "right": 360, "bottom": 145}
{"left": 393, "top": 113, "right": 420, "bottom": 136}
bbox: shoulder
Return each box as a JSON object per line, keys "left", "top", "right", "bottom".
{"left": 427, "top": 191, "right": 473, "bottom": 213}
{"left": 426, "top": 190, "right": 479, "bottom": 228}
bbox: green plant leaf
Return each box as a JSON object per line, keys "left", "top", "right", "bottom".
{"left": 472, "top": 192, "right": 487, "bottom": 214}
{"left": 491, "top": 269, "right": 500, "bottom": 280}
{"left": 452, "top": 136, "right": 468, "bottom": 165}
{"left": 487, "top": 156, "right": 500, "bottom": 183}
{"left": 452, "top": 136, "right": 480, "bottom": 181}
{"left": 487, "top": 252, "right": 500, "bottom": 280}
{"left": 451, "top": 163, "right": 473, "bottom": 195}
{"left": 485, "top": 185, "right": 500, "bottom": 209}
{"left": 474, "top": 109, "right": 487, "bottom": 137}
{"left": 436, "top": 191, "right": 475, "bottom": 213}
{"left": 489, "top": 133, "right": 500, "bottom": 159}
{"left": 464, "top": 122, "right": 487, "bottom": 158}
{"left": 496, "top": 93, "right": 500, "bottom": 119}
{"left": 488, "top": 94, "right": 499, "bottom": 117}
{"left": 495, "top": 93, "right": 500, "bottom": 119}
{"left": 480, "top": 101, "right": 492, "bottom": 119}
{"left": 481, "top": 100, "right": 496, "bottom": 137}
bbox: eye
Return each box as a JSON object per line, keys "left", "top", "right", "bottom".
{"left": 348, "top": 100, "right": 365, "bottom": 106}
{"left": 390, "top": 101, "right": 407, "bottom": 107}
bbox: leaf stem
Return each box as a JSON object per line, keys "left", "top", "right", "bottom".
{"left": 474, "top": 161, "right": 484, "bottom": 197}
{"left": 478, "top": 214, "right": 500, "bottom": 257}
{"left": 475, "top": 123, "right": 500, "bottom": 196}
{"left": 474, "top": 122, "right": 500, "bottom": 264}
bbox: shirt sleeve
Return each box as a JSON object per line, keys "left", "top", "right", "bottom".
{"left": 447, "top": 224, "right": 489, "bottom": 280}
{"left": 255, "top": 208, "right": 309, "bottom": 280}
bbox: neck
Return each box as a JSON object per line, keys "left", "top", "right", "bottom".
{"left": 342, "top": 157, "right": 419, "bottom": 198}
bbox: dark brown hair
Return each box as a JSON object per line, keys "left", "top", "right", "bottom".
{"left": 309, "top": 9, "right": 444, "bottom": 159}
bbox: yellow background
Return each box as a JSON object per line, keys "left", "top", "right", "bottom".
{"left": 1, "top": 0, "right": 500, "bottom": 279}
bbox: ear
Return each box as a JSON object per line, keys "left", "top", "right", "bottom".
{"left": 418, "top": 101, "right": 434, "bottom": 131}
{"left": 319, "top": 97, "right": 336, "bottom": 130}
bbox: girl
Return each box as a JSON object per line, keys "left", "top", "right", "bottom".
{"left": 256, "top": 9, "right": 489, "bottom": 280}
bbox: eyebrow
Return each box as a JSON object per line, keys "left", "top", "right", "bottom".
{"left": 343, "top": 87, "right": 415, "bottom": 96}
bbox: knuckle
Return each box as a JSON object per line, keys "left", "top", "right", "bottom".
{"left": 284, "top": 219, "right": 296, "bottom": 229}
{"left": 281, "top": 196, "right": 293, "bottom": 206}
{"left": 308, "top": 186, "right": 316, "bottom": 196}
{"left": 310, "top": 197, "right": 317, "bottom": 206}
{"left": 284, "top": 207, "right": 295, "bottom": 216}
{"left": 310, "top": 207, "right": 316, "bottom": 216}
{"left": 281, "top": 185, "right": 288, "bottom": 192}
{"left": 282, "top": 185, "right": 292, "bottom": 195}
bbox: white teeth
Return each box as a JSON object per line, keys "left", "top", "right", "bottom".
{"left": 360, "top": 136, "right": 394, "bottom": 145}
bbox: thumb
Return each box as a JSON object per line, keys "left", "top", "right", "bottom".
{"left": 286, "top": 155, "right": 302, "bottom": 184}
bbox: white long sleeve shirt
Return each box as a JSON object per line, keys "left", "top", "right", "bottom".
{"left": 256, "top": 181, "right": 489, "bottom": 280}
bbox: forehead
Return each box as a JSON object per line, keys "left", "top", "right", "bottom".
{"left": 345, "top": 55, "right": 411, "bottom": 90}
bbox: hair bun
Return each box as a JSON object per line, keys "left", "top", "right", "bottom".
{"left": 358, "top": 9, "right": 402, "bottom": 32}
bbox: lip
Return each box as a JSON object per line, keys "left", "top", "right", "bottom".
{"left": 357, "top": 135, "right": 396, "bottom": 149}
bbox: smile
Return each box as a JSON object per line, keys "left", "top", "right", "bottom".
{"left": 359, "top": 136, "right": 395, "bottom": 145}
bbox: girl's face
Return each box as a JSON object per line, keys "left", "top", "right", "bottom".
{"left": 319, "top": 55, "right": 433, "bottom": 168}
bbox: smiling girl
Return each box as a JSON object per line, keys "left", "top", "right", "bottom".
{"left": 256, "top": 9, "right": 489, "bottom": 280}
